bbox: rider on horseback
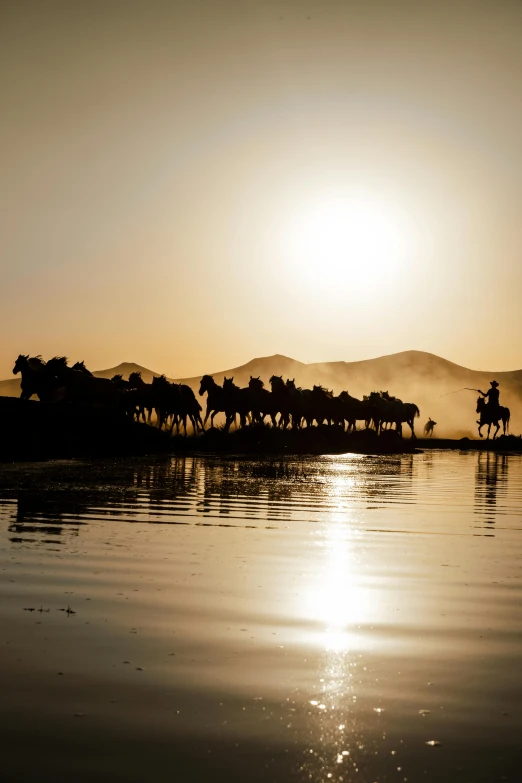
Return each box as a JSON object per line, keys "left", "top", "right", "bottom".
{"left": 479, "top": 381, "right": 500, "bottom": 411}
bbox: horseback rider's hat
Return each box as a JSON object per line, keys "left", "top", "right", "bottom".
{"left": 490, "top": 380, "right": 499, "bottom": 387}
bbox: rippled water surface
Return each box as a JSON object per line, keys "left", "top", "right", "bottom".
{"left": 1, "top": 451, "right": 522, "bottom": 782}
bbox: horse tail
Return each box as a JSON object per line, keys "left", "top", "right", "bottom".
{"left": 414, "top": 405, "right": 420, "bottom": 418}
{"left": 506, "top": 408, "right": 510, "bottom": 434}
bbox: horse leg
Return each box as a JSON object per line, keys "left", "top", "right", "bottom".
{"left": 493, "top": 421, "right": 500, "bottom": 439}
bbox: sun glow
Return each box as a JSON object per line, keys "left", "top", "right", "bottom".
{"left": 281, "top": 191, "right": 415, "bottom": 295}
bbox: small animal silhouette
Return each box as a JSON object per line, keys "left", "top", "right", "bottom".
{"left": 423, "top": 418, "right": 436, "bottom": 437}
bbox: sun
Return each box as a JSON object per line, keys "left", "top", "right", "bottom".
{"left": 281, "top": 191, "right": 414, "bottom": 294}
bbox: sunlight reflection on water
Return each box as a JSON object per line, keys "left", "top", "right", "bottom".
{"left": 1, "top": 451, "right": 522, "bottom": 782}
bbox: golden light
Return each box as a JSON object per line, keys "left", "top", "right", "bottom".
{"left": 304, "top": 519, "right": 373, "bottom": 652}
{"left": 281, "top": 191, "right": 415, "bottom": 296}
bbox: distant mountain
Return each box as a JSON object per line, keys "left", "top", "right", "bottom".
{"left": 2, "top": 350, "right": 521, "bottom": 437}
{"left": 175, "top": 350, "right": 522, "bottom": 437}
{"left": 93, "top": 362, "right": 170, "bottom": 384}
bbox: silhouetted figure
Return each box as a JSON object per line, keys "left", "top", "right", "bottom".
{"left": 12, "top": 354, "right": 65, "bottom": 402}
{"left": 72, "top": 360, "right": 94, "bottom": 376}
{"left": 479, "top": 380, "right": 500, "bottom": 412}
{"left": 423, "top": 417, "right": 436, "bottom": 437}
{"left": 476, "top": 396, "right": 510, "bottom": 439}
{"left": 367, "top": 391, "right": 420, "bottom": 438}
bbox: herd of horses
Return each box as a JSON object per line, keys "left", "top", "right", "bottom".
{"left": 13, "top": 354, "right": 422, "bottom": 437}
{"left": 12, "top": 354, "right": 511, "bottom": 439}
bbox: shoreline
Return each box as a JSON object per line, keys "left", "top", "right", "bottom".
{"left": 1, "top": 396, "right": 520, "bottom": 462}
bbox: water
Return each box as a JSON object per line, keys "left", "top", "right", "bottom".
{"left": 1, "top": 451, "right": 521, "bottom": 782}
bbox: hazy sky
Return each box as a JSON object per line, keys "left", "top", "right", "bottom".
{"left": 1, "top": 0, "right": 522, "bottom": 378}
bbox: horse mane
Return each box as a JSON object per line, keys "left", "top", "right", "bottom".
{"left": 111, "top": 374, "right": 123, "bottom": 382}
{"left": 28, "top": 355, "right": 46, "bottom": 370}
{"left": 50, "top": 356, "right": 68, "bottom": 366}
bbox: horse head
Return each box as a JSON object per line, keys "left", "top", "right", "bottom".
{"left": 199, "top": 374, "right": 214, "bottom": 396}
{"left": 13, "top": 354, "right": 29, "bottom": 374}
{"left": 152, "top": 375, "right": 169, "bottom": 389}
{"left": 476, "top": 396, "right": 485, "bottom": 414}
{"left": 72, "top": 360, "right": 93, "bottom": 376}
{"left": 111, "top": 374, "right": 123, "bottom": 383}
{"left": 128, "top": 372, "right": 142, "bottom": 389}
{"left": 249, "top": 376, "right": 264, "bottom": 390}
{"left": 46, "top": 357, "right": 69, "bottom": 378}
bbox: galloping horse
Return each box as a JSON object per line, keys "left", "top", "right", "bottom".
{"left": 248, "top": 376, "right": 277, "bottom": 426}
{"left": 476, "top": 397, "right": 510, "bottom": 439}
{"left": 72, "top": 360, "right": 94, "bottom": 376}
{"left": 199, "top": 375, "right": 227, "bottom": 429}
{"left": 46, "top": 357, "right": 121, "bottom": 407}
{"left": 269, "top": 375, "right": 291, "bottom": 428}
{"left": 128, "top": 372, "right": 155, "bottom": 422}
{"left": 222, "top": 377, "right": 251, "bottom": 431}
{"left": 12, "top": 354, "right": 64, "bottom": 402}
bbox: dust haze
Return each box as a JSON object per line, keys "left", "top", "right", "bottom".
{"left": 2, "top": 350, "right": 520, "bottom": 437}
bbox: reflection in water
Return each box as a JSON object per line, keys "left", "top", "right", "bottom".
{"left": 1, "top": 452, "right": 522, "bottom": 782}
{"left": 474, "top": 451, "right": 509, "bottom": 524}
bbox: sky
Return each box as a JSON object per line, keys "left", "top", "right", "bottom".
{"left": 1, "top": 0, "right": 522, "bottom": 378}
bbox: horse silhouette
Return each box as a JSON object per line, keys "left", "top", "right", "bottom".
{"left": 46, "top": 357, "right": 121, "bottom": 407}
{"left": 368, "top": 391, "right": 420, "bottom": 438}
{"left": 222, "top": 377, "right": 251, "bottom": 431}
{"left": 128, "top": 372, "right": 155, "bottom": 422}
{"left": 72, "top": 361, "right": 93, "bottom": 376}
{"left": 152, "top": 375, "right": 203, "bottom": 435}
{"left": 476, "top": 397, "right": 510, "bottom": 439}
{"left": 248, "top": 376, "right": 277, "bottom": 426}
{"left": 12, "top": 354, "right": 65, "bottom": 402}
{"left": 338, "top": 391, "right": 371, "bottom": 432}
{"left": 269, "top": 375, "right": 292, "bottom": 429}
{"left": 199, "top": 375, "right": 228, "bottom": 429}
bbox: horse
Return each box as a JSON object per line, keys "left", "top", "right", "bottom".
{"left": 285, "top": 379, "right": 308, "bottom": 429}
{"left": 110, "top": 374, "right": 142, "bottom": 420}
{"left": 153, "top": 375, "right": 203, "bottom": 435}
{"left": 72, "top": 361, "right": 94, "bottom": 376}
{"left": 338, "top": 391, "right": 371, "bottom": 432}
{"left": 199, "top": 374, "right": 227, "bottom": 429}
{"left": 423, "top": 418, "right": 436, "bottom": 437}
{"left": 248, "top": 376, "right": 277, "bottom": 426}
{"left": 222, "top": 377, "right": 251, "bottom": 431}
{"left": 368, "top": 391, "right": 420, "bottom": 438}
{"left": 128, "top": 372, "right": 155, "bottom": 422}
{"left": 269, "top": 375, "right": 292, "bottom": 429}
{"left": 476, "top": 397, "right": 510, "bottom": 439}
{"left": 12, "top": 354, "right": 65, "bottom": 402}
{"left": 46, "top": 357, "right": 121, "bottom": 407}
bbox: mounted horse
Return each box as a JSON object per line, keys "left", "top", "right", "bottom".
{"left": 476, "top": 397, "right": 510, "bottom": 439}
